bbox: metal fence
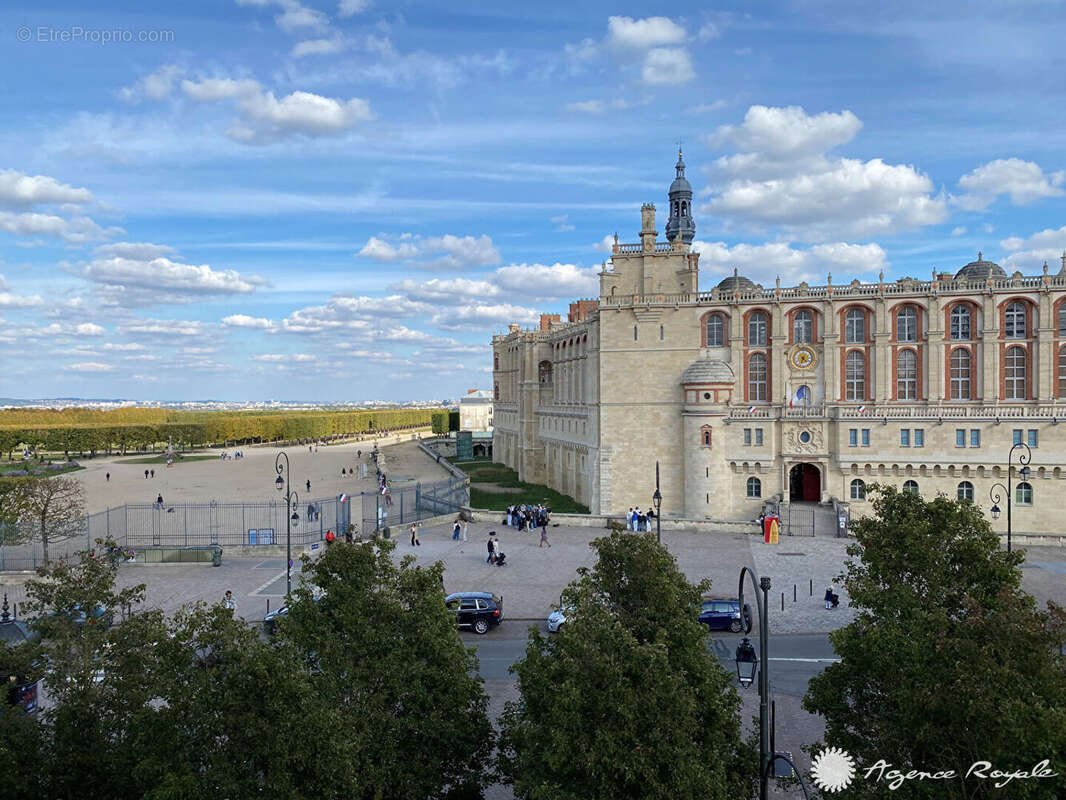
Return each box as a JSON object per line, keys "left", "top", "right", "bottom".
{"left": 0, "top": 477, "right": 469, "bottom": 571}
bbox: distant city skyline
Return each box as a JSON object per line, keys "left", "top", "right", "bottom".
{"left": 1, "top": 1, "right": 1063, "bottom": 401}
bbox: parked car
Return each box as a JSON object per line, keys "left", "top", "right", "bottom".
{"left": 546, "top": 606, "right": 572, "bottom": 633}
{"left": 262, "top": 593, "right": 325, "bottom": 636}
{"left": 445, "top": 592, "right": 503, "bottom": 635}
{"left": 698, "top": 598, "right": 744, "bottom": 632}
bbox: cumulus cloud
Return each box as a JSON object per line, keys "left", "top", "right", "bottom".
{"left": 641, "top": 48, "right": 694, "bottom": 85}
{"left": 280, "top": 294, "right": 432, "bottom": 334}
{"left": 692, "top": 240, "right": 888, "bottom": 285}
{"left": 118, "top": 64, "right": 185, "bottom": 103}
{"left": 119, "top": 319, "right": 211, "bottom": 338}
{"left": 338, "top": 0, "right": 369, "bottom": 15}
{"left": 389, "top": 277, "right": 501, "bottom": 303}
{"left": 356, "top": 233, "right": 499, "bottom": 269}
{"left": 1000, "top": 226, "right": 1066, "bottom": 271}
{"left": 76, "top": 323, "right": 105, "bottom": 336}
{"left": 236, "top": 0, "right": 329, "bottom": 34}
{"left": 494, "top": 263, "right": 599, "bottom": 298}
{"left": 701, "top": 105, "right": 947, "bottom": 240}
{"left": 181, "top": 76, "right": 260, "bottom": 101}
{"left": 94, "top": 241, "right": 177, "bottom": 260}
{"left": 954, "top": 158, "right": 1065, "bottom": 210}
{"left": 253, "top": 352, "right": 316, "bottom": 362}
{"left": 0, "top": 169, "right": 94, "bottom": 208}
{"left": 606, "top": 15, "right": 686, "bottom": 49}
{"left": 222, "top": 313, "right": 276, "bottom": 329}
{"left": 292, "top": 36, "right": 347, "bottom": 57}
{"left": 69, "top": 362, "right": 114, "bottom": 372}
{"left": 83, "top": 255, "right": 267, "bottom": 299}
{"left": 0, "top": 290, "right": 45, "bottom": 308}
{"left": 432, "top": 303, "right": 540, "bottom": 332}
{"left": 358, "top": 236, "right": 418, "bottom": 261}
{"left": 0, "top": 211, "right": 121, "bottom": 243}
{"left": 566, "top": 15, "right": 695, "bottom": 87}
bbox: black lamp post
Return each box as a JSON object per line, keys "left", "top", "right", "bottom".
{"left": 652, "top": 460, "right": 662, "bottom": 545}
{"left": 736, "top": 567, "right": 812, "bottom": 800}
{"left": 988, "top": 441, "right": 1032, "bottom": 554}
{"left": 275, "top": 452, "right": 300, "bottom": 596}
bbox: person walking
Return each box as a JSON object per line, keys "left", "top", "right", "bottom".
{"left": 156, "top": 493, "right": 164, "bottom": 506}
{"left": 150, "top": 469, "right": 155, "bottom": 479}
{"left": 105, "top": 472, "right": 110, "bottom": 482}
{"left": 452, "top": 520, "right": 462, "bottom": 541}
{"left": 461, "top": 519, "right": 468, "bottom": 542}
{"left": 486, "top": 533, "right": 496, "bottom": 563}
{"left": 540, "top": 523, "right": 551, "bottom": 548}
{"left": 145, "top": 469, "right": 149, "bottom": 480}
{"left": 223, "top": 590, "right": 236, "bottom": 614}
{"left": 306, "top": 479, "right": 311, "bottom": 492}
{"left": 824, "top": 586, "right": 834, "bottom": 610}
{"left": 410, "top": 522, "right": 420, "bottom": 547}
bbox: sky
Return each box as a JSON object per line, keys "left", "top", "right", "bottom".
{"left": 1, "top": 0, "right": 1064, "bottom": 402}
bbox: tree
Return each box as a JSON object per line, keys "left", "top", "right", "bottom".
{"left": 12, "top": 476, "right": 84, "bottom": 563}
{"left": 498, "top": 531, "right": 755, "bottom": 800}
{"left": 431, "top": 411, "right": 449, "bottom": 435}
{"left": 278, "top": 539, "right": 493, "bottom": 799}
{"left": 804, "top": 486, "right": 1066, "bottom": 799}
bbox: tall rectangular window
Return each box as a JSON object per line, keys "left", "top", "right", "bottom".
{"left": 845, "top": 350, "right": 866, "bottom": 401}
{"left": 755, "top": 428, "right": 764, "bottom": 446}
{"left": 956, "top": 429, "right": 966, "bottom": 447}
{"left": 950, "top": 306, "right": 972, "bottom": 341}
{"left": 748, "top": 312, "right": 768, "bottom": 347}
{"left": 896, "top": 349, "right": 918, "bottom": 400}
{"left": 748, "top": 353, "right": 768, "bottom": 402}
{"left": 845, "top": 309, "right": 866, "bottom": 344}
{"left": 970, "top": 429, "right": 981, "bottom": 447}
{"left": 1013, "top": 429, "right": 1023, "bottom": 446}
{"left": 950, "top": 348, "right": 971, "bottom": 400}
{"left": 744, "top": 428, "right": 752, "bottom": 446}
{"left": 861, "top": 429, "right": 870, "bottom": 447}
{"left": 1005, "top": 346, "right": 1027, "bottom": 400}
{"left": 900, "top": 429, "right": 911, "bottom": 447}
{"left": 914, "top": 429, "right": 924, "bottom": 447}
{"left": 849, "top": 428, "right": 858, "bottom": 447}
{"left": 1028, "top": 429, "right": 1038, "bottom": 448}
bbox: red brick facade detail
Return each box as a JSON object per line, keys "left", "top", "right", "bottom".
{"left": 700, "top": 310, "right": 729, "bottom": 347}
{"left": 785, "top": 305, "right": 821, "bottom": 345}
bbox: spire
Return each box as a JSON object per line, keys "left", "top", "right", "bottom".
{"left": 675, "top": 146, "right": 686, "bottom": 177}
{"left": 665, "top": 147, "right": 695, "bottom": 245}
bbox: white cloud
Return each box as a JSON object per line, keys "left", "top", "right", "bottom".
{"left": 702, "top": 105, "right": 947, "bottom": 240}
{"left": 236, "top": 0, "right": 329, "bottom": 34}
{"left": 692, "top": 240, "right": 887, "bottom": 285}
{"left": 0, "top": 211, "right": 121, "bottom": 243}
{"left": 280, "top": 294, "right": 431, "bottom": 334}
{"left": 338, "top": 0, "right": 369, "bottom": 15}
{"left": 606, "top": 16, "right": 686, "bottom": 50}
{"left": 292, "top": 36, "right": 347, "bottom": 57}
{"left": 641, "top": 48, "right": 695, "bottom": 85}
{"left": 83, "top": 256, "right": 266, "bottom": 296}
{"left": 69, "top": 362, "right": 114, "bottom": 372}
{"left": 954, "top": 158, "right": 1065, "bottom": 210}
{"left": 76, "top": 323, "right": 105, "bottom": 336}
{"left": 422, "top": 234, "right": 500, "bottom": 269}
{"left": 689, "top": 100, "right": 727, "bottom": 114}
{"left": 952, "top": 226, "right": 967, "bottom": 236}
{"left": 94, "top": 242, "right": 177, "bottom": 260}
{"left": 222, "top": 314, "right": 276, "bottom": 330}
{"left": 550, "top": 214, "right": 576, "bottom": 232}
{"left": 231, "top": 90, "right": 372, "bottom": 142}
{"left": 593, "top": 234, "right": 616, "bottom": 253}
{"left": 120, "top": 319, "right": 210, "bottom": 337}
{"left": 358, "top": 236, "right": 418, "bottom": 261}
{"left": 565, "top": 100, "right": 606, "bottom": 114}
{"left": 119, "top": 64, "right": 184, "bottom": 103}
{"left": 0, "top": 169, "right": 93, "bottom": 208}
{"left": 181, "top": 77, "right": 261, "bottom": 101}
{"left": 1000, "top": 226, "right": 1066, "bottom": 271}
{"left": 389, "top": 277, "right": 501, "bottom": 303}
{"left": 698, "top": 22, "right": 720, "bottom": 41}
{"left": 494, "top": 263, "right": 600, "bottom": 298}
{"left": 0, "top": 290, "right": 45, "bottom": 308}
{"left": 253, "top": 352, "right": 316, "bottom": 362}
{"left": 432, "top": 303, "right": 540, "bottom": 332}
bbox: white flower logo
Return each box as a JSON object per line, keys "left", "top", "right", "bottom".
{"left": 811, "top": 747, "right": 856, "bottom": 793}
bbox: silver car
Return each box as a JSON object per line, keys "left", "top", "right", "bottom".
{"left": 546, "top": 606, "right": 572, "bottom": 633}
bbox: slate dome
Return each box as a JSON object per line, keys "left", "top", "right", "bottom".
{"left": 681, "top": 359, "right": 734, "bottom": 384}
{"left": 955, "top": 252, "right": 1006, "bottom": 282}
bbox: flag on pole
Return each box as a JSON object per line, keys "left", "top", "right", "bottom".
{"left": 748, "top": 405, "right": 757, "bottom": 413}
{"left": 339, "top": 493, "right": 347, "bottom": 503}
{"left": 857, "top": 405, "right": 867, "bottom": 413}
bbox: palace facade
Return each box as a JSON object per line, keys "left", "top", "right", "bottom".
{"left": 492, "top": 152, "right": 1066, "bottom": 536}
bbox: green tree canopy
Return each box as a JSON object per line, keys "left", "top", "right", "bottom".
{"left": 804, "top": 485, "right": 1066, "bottom": 799}
{"left": 498, "top": 531, "right": 755, "bottom": 800}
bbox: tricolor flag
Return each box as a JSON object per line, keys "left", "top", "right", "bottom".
{"left": 748, "top": 405, "right": 757, "bottom": 413}
{"left": 857, "top": 405, "right": 867, "bottom": 413}
{"left": 339, "top": 493, "right": 347, "bottom": 503}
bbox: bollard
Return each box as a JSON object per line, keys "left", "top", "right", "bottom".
{"left": 266, "top": 598, "right": 271, "bottom": 615}
{"left": 794, "top": 584, "right": 797, "bottom": 603}
{"left": 810, "top": 579, "right": 813, "bottom": 596}
{"left": 781, "top": 592, "right": 784, "bottom": 612}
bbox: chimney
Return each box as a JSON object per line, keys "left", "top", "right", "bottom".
{"left": 640, "top": 203, "right": 657, "bottom": 252}
{"left": 539, "top": 313, "right": 561, "bottom": 331}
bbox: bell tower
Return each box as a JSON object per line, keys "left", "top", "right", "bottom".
{"left": 665, "top": 147, "right": 695, "bottom": 245}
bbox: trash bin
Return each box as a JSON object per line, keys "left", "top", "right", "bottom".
{"left": 212, "top": 545, "right": 223, "bottom": 567}
{"left": 381, "top": 526, "right": 391, "bottom": 539}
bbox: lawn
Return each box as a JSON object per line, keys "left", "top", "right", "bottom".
{"left": 113, "top": 454, "right": 220, "bottom": 465}
{"left": 0, "top": 462, "right": 83, "bottom": 477}
{"left": 458, "top": 461, "right": 590, "bottom": 514}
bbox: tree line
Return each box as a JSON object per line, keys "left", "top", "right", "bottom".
{"left": 0, "top": 407, "right": 440, "bottom": 458}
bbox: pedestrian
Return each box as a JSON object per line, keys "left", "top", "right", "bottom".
{"left": 145, "top": 469, "right": 149, "bottom": 480}
{"left": 627, "top": 508, "right": 634, "bottom": 530}
{"left": 452, "top": 519, "right": 462, "bottom": 541}
{"left": 486, "top": 533, "right": 496, "bottom": 563}
{"left": 410, "top": 522, "right": 420, "bottom": 547}
{"left": 344, "top": 525, "right": 354, "bottom": 544}
{"left": 461, "top": 519, "right": 468, "bottom": 542}
{"left": 105, "top": 472, "right": 110, "bottom": 482}
{"left": 341, "top": 467, "right": 346, "bottom": 476}
{"left": 307, "top": 502, "right": 313, "bottom": 522}
{"left": 540, "top": 523, "right": 551, "bottom": 548}
{"left": 156, "top": 493, "right": 164, "bottom": 506}
{"left": 306, "top": 479, "right": 311, "bottom": 492}
{"left": 325, "top": 529, "right": 336, "bottom": 547}
{"left": 150, "top": 469, "right": 155, "bottom": 478}
{"left": 223, "top": 590, "right": 236, "bottom": 614}
{"left": 824, "top": 586, "right": 833, "bottom": 610}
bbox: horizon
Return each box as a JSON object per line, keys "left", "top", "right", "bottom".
{"left": 1, "top": 1, "right": 1064, "bottom": 401}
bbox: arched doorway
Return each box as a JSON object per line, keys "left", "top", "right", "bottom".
{"left": 789, "top": 463, "right": 821, "bottom": 502}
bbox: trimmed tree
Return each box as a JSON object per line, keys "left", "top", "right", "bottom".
{"left": 12, "top": 475, "right": 85, "bottom": 563}
{"left": 277, "top": 539, "right": 493, "bottom": 799}
{"left": 804, "top": 485, "right": 1066, "bottom": 798}
{"left": 498, "top": 531, "right": 755, "bottom": 800}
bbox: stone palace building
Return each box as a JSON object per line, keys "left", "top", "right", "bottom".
{"left": 492, "top": 151, "right": 1066, "bottom": 536}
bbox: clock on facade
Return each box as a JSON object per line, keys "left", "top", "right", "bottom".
{"left": 790, "top": 345, "right": 817, "bottom": 370}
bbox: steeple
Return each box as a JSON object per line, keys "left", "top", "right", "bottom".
{"left": 665, "top": 147, "right": 695, "bottom": 245}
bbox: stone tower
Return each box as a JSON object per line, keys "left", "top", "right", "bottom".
{"left": 665, "top": 148, "right": 695, "bottom": 245}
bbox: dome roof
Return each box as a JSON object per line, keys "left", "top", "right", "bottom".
{"left": 669, "top": 175, "right": 692, "bottom": 195}
{"left": 681, "top": 358, "right": 734, "bottom": 385}
{"left": 717, "top": 269, "right": 757, "bottom": 294}
{"left": 955, "top": 252, "right": 1006, "bottom": 282}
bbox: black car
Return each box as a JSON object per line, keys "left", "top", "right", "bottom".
{"left": 445, "top": 592, "right": 503, "bottom": 635}
{"left": 698, "top": 598, "right": 744, "bottom": 633}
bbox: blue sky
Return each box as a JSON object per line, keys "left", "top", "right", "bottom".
{"left": 1, "top": 0, "right": 1064, "bottom": 401}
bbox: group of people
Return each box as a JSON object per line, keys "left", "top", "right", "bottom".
{"left": 625, "top": 506, "right": 656, "bottom": 532}
{"left": 504, "top": 504, "right": 551, "bottom": 533}
{"left": 451, "top": 517, "right": 469, "bottom": 542}
{"left": 219, "top": 451, "right": 243, "bottom": 460}
{"left": 485, "top": 532, "right": 507, "bottom": 566}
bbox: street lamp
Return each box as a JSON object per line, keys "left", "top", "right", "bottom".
{"left": 275, "top": 452, "right": 300, "bottom": 596}
{"left": 652, "top": 460, "right": 662, "bottom": 545}
{"left": 736, "top": 567, "right": 812, "bottom": 800}
{"left": 988, "top": 441, "right": 1032, "bottom": 554}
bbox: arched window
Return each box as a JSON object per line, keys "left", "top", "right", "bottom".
{"left": 957, "top": 481, "right": 974, "bottom": 501}
{"left": 701, "top": 426, "right": 712, "bottom": 447}
{"left": 903, "top": 480, "right": 919, "bottom": 496}
{"left": 748, "top": 311, "right": 768, "bottom": 347}
{"left": 1004, "top": 301, "right": 1027, "bottom": 338}
{"left": 1005, "top": 346, "right": 1027, "bottom": 400}
{"left": 705, "top": 313, "right": 725, "bottom": 347}
{"left": 682, "top": 201, "right": 688, "bottom": 216}
{"left": 1016, "top": 482, "right": 1033, "bottom": 505}
{"left": 950, "top": 305, "right": 972, "bottom": 340}
{"left": 896, "top": 349, "right": 918, "bottom": 400}
{"left": 844, "top": 308, "right": 866, "bottom": 344}
{"left": 850, "top": 479, "right": 866, "bottom": 500}
{"left": 538, "top": 360, "right": 553, "bottom": 385}
{"left": 1059, "top": 346, "right": 1066, "bottom": 397}
{"left": 845, "top": 350, "right": 866, "bottom": 401}
{"left": 950, "top": 348, "right": 972, "bottom": 400}
{"left": 747, "top": 477, "right": 762, "bottom": 498}
{"left": 896, "top": 306, "right": 918, "bottom": 342}
{"left": 748, "top": 353, "right": 767, "bottom": 401}
{"left": 1059, "top": 303, "right": 1066, "bottom": 337}
{"left": 793, "top": 310, "right": 813, "bottom": 343}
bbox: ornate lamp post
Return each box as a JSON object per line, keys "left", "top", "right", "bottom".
{"left": 988, "top": 441, "right": 1032, "bottom": 554}
{"left": 736, "top": 567, "right": 811, "bottom": 800}
{"left": 275, "top": 452, "right": 300, "bottom": 596}
{"left": 652, "top": 460, "right": 662, "bottom": 544}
